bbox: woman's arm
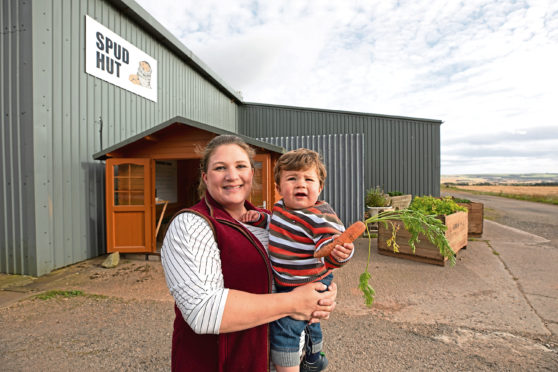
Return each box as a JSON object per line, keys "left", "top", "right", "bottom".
{"left": 162, "top": 213, "right": 229, "bottom": 334}
{"left": 220, "top": 281, "right": 336, "bottom": 333}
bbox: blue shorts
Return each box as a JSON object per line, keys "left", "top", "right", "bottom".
{"left": 270, "top": 273, "right": 333, "bottom": 367}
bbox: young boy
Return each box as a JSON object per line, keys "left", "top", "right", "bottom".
{"left": 241, "top": 148, "right": 354, "bottom": 372}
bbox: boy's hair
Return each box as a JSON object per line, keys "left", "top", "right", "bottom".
{"left": 274, "top": 148, "right": 327, "bottom": 188}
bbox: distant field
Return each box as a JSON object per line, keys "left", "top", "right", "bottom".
{"left": 453, "top": 185, "right": 558, "bottom": 197}
{"left": 441, "top": 173, "right": 558, "bottom": 185}
{"left": 443, "top": 185, "right": 558, "bottom": 205}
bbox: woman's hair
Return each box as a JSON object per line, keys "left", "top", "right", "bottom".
{"left": 273, "top": 148, "right": 327, "bottom": 188}
{"left": 198, "top": 135, "right": 256, "bottom": 197}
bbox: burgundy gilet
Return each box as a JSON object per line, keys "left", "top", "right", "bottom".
{"left": 169, "top": 194, "right": 272, "bottom": 372}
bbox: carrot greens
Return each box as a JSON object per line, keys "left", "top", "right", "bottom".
{"left": 359, "top": 208, "right": 456, "bottom": 306}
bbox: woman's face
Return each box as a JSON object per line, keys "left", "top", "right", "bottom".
{"left": 202, "top": 144, "right": 254, "bottom": 214}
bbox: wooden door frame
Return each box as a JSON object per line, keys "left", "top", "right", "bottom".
{"left": 105, "top": 158, "right": 155, "bottom": 253}
{"left": 253, "top": 154, "right": 272, "bottom": 210}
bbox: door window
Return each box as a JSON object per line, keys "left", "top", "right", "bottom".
{"left": 114, "top": 163, "right": 145, "bottom": 205}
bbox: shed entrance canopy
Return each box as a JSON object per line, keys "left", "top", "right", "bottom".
{"left": 93, "top": 117, "right": 283, "bottom": 254}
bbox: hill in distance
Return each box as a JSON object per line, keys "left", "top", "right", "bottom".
{"left": 441, "top": 173, "right": 558, "bottom": 185}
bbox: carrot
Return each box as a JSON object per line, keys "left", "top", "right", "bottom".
{"left": 314, "top": 221, "right": 366, "bottom": 258}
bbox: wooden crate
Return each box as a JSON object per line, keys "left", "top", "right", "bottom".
{"left": 388, "top": 194, "right": 412, "bottom": 210}
{"left": 378, "top": 211, "right": 468, "bottom": 266}
{"left": 457, "top": 202, "right": 484, "bottom": 237}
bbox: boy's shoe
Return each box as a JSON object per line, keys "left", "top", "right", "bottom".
{"left": 300, "top": 352, "right": 328, "bottom": 372}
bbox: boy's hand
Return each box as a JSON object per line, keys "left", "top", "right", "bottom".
{"left": 238, "top": 210, "right": 261, "bottom": 223}
{"left": 331, "top": 242, "right": 354, "bottom": 261}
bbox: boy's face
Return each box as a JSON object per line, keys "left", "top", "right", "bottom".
{"left": 276, "top": 166, "right": 323, "bottom": 210}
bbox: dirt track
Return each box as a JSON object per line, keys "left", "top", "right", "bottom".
{"left": 442, "top": 189, "right": 558, "bottom": 247}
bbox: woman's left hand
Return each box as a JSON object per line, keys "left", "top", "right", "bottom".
{"left": 309, "top": 282, "right": 337, "bottom": 323}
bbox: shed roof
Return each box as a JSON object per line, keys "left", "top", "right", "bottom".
{"left": 92, "top": 116, "right": 285, "bottom": 161}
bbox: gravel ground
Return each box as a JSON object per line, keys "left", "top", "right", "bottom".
{"left": 1, "top": 291, "right": 556, "bottom": 371}
{"left": 0, "top": 296, "right": 173, "bottom": 371}
{"left": 324, "top": 315, "right": 557, "bottom": 371}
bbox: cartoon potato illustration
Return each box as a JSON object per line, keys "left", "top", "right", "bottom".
{"left": 129, "top": 61, "right": 152, "bottom": 88}
{"left": 129, "top": 74, "right": 140, "bottom": 85}
{"left": 137, "top": 61, "right": 152, "bottom": 88}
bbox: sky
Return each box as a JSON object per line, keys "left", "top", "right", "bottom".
{"left": 135, "top": 0, "right": 558, "bottom": 175}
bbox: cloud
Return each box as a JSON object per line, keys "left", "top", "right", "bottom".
{"left": 444, "top": 142, "right": 558, "bottom": 158}
{"left": 441, "top": 155, "right": 558, "bottom": 175}
{"left": 135, "top": 0, "right": 558, "bottom": 174}
{"left": 441, "top": 126, "right": 558, "bottom": 174}
{"left": 444, "top": 126, "right": 558, "bottom": 145}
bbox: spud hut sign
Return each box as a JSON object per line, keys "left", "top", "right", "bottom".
{"left": 85, "top": 15, "right": 157, "bottom": 102}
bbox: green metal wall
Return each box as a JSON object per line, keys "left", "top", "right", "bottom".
{"left": 239, "top": 103, "right": 442, "bottom": 198}
{"left": 1, "top": 0, "right": 240, "bottom": 276}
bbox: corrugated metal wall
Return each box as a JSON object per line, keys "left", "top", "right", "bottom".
{"left": 259, "top": 134, "right": 364, "bottom": 225}
{"left": 1, "top": 0, "right": 36, "bottom": 275}
{"left": 240, "top": 103, "right": 442, "bottom": 198}
{"left": 2, "top": 0, "right": 241, "bottom": 275}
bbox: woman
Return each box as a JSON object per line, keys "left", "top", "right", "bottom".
{"left": 162, "top": 135, "right": 345, "bottom": 371}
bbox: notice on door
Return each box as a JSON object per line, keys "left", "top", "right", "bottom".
{"left": 85, "top": 15, "right": 157, "bottom": 102}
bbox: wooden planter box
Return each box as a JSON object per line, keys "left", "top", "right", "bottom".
{"left": 363, "top": 206, "right": 393, "bottom": 236}
{"left": 456, "top": 202, "right": 484, "bottom": 237}
{"left": 388, "top": 194, "right": 412, "bottom": 210}
{"left": 378, "top": 211, "right": 468, "bottom": 266}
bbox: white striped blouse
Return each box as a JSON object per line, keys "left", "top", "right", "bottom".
{"left": 161, "top": 212, "right": 269, "bottom": 335}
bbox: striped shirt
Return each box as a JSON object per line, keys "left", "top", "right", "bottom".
{"left": 161, "top": 212, "right": 269, "bottom": 334}
{"left": 269, "top": 199, "right": 349, "bottom": 287}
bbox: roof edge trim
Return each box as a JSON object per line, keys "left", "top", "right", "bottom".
{"left": 242, "top": 102, "right": 443, "bottom": 124}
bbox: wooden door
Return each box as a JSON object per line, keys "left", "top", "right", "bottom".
{"left": 106, "top": 158, "right": 154, "bottom": 253}
{"left": 251, "top": 154, "right": 271, "bottom": 210}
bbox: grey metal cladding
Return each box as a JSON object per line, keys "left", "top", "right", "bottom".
{"left": 2, "top": 0, "right": 241, "bottom": 276}
{"left": 240, "top": 103, "right": 442, "bottom": 198}
{"left": 258, "top": 134, "right": 365, "bottom": 226}
{"left": 1, "top": 0, "right": 36, "bottom": 275}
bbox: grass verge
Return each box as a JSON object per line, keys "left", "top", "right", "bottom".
{"left": 34, "top": 290, "right": 107, "bottom": 300}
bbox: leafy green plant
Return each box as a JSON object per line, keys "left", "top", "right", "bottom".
{"left": 387, "top": 191, "right": 403, "bottom": 196}
{"left": 365, "top": 186, "right": 389, "bottom": 207}
{"left": 359, "top": 208, "right": 456, "bottom": 307}
{"left": 453, "top": 197, "right": 472, "bottom": 203}
{"left": 409, "top": 196, "right": 467, "bottom": 216}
